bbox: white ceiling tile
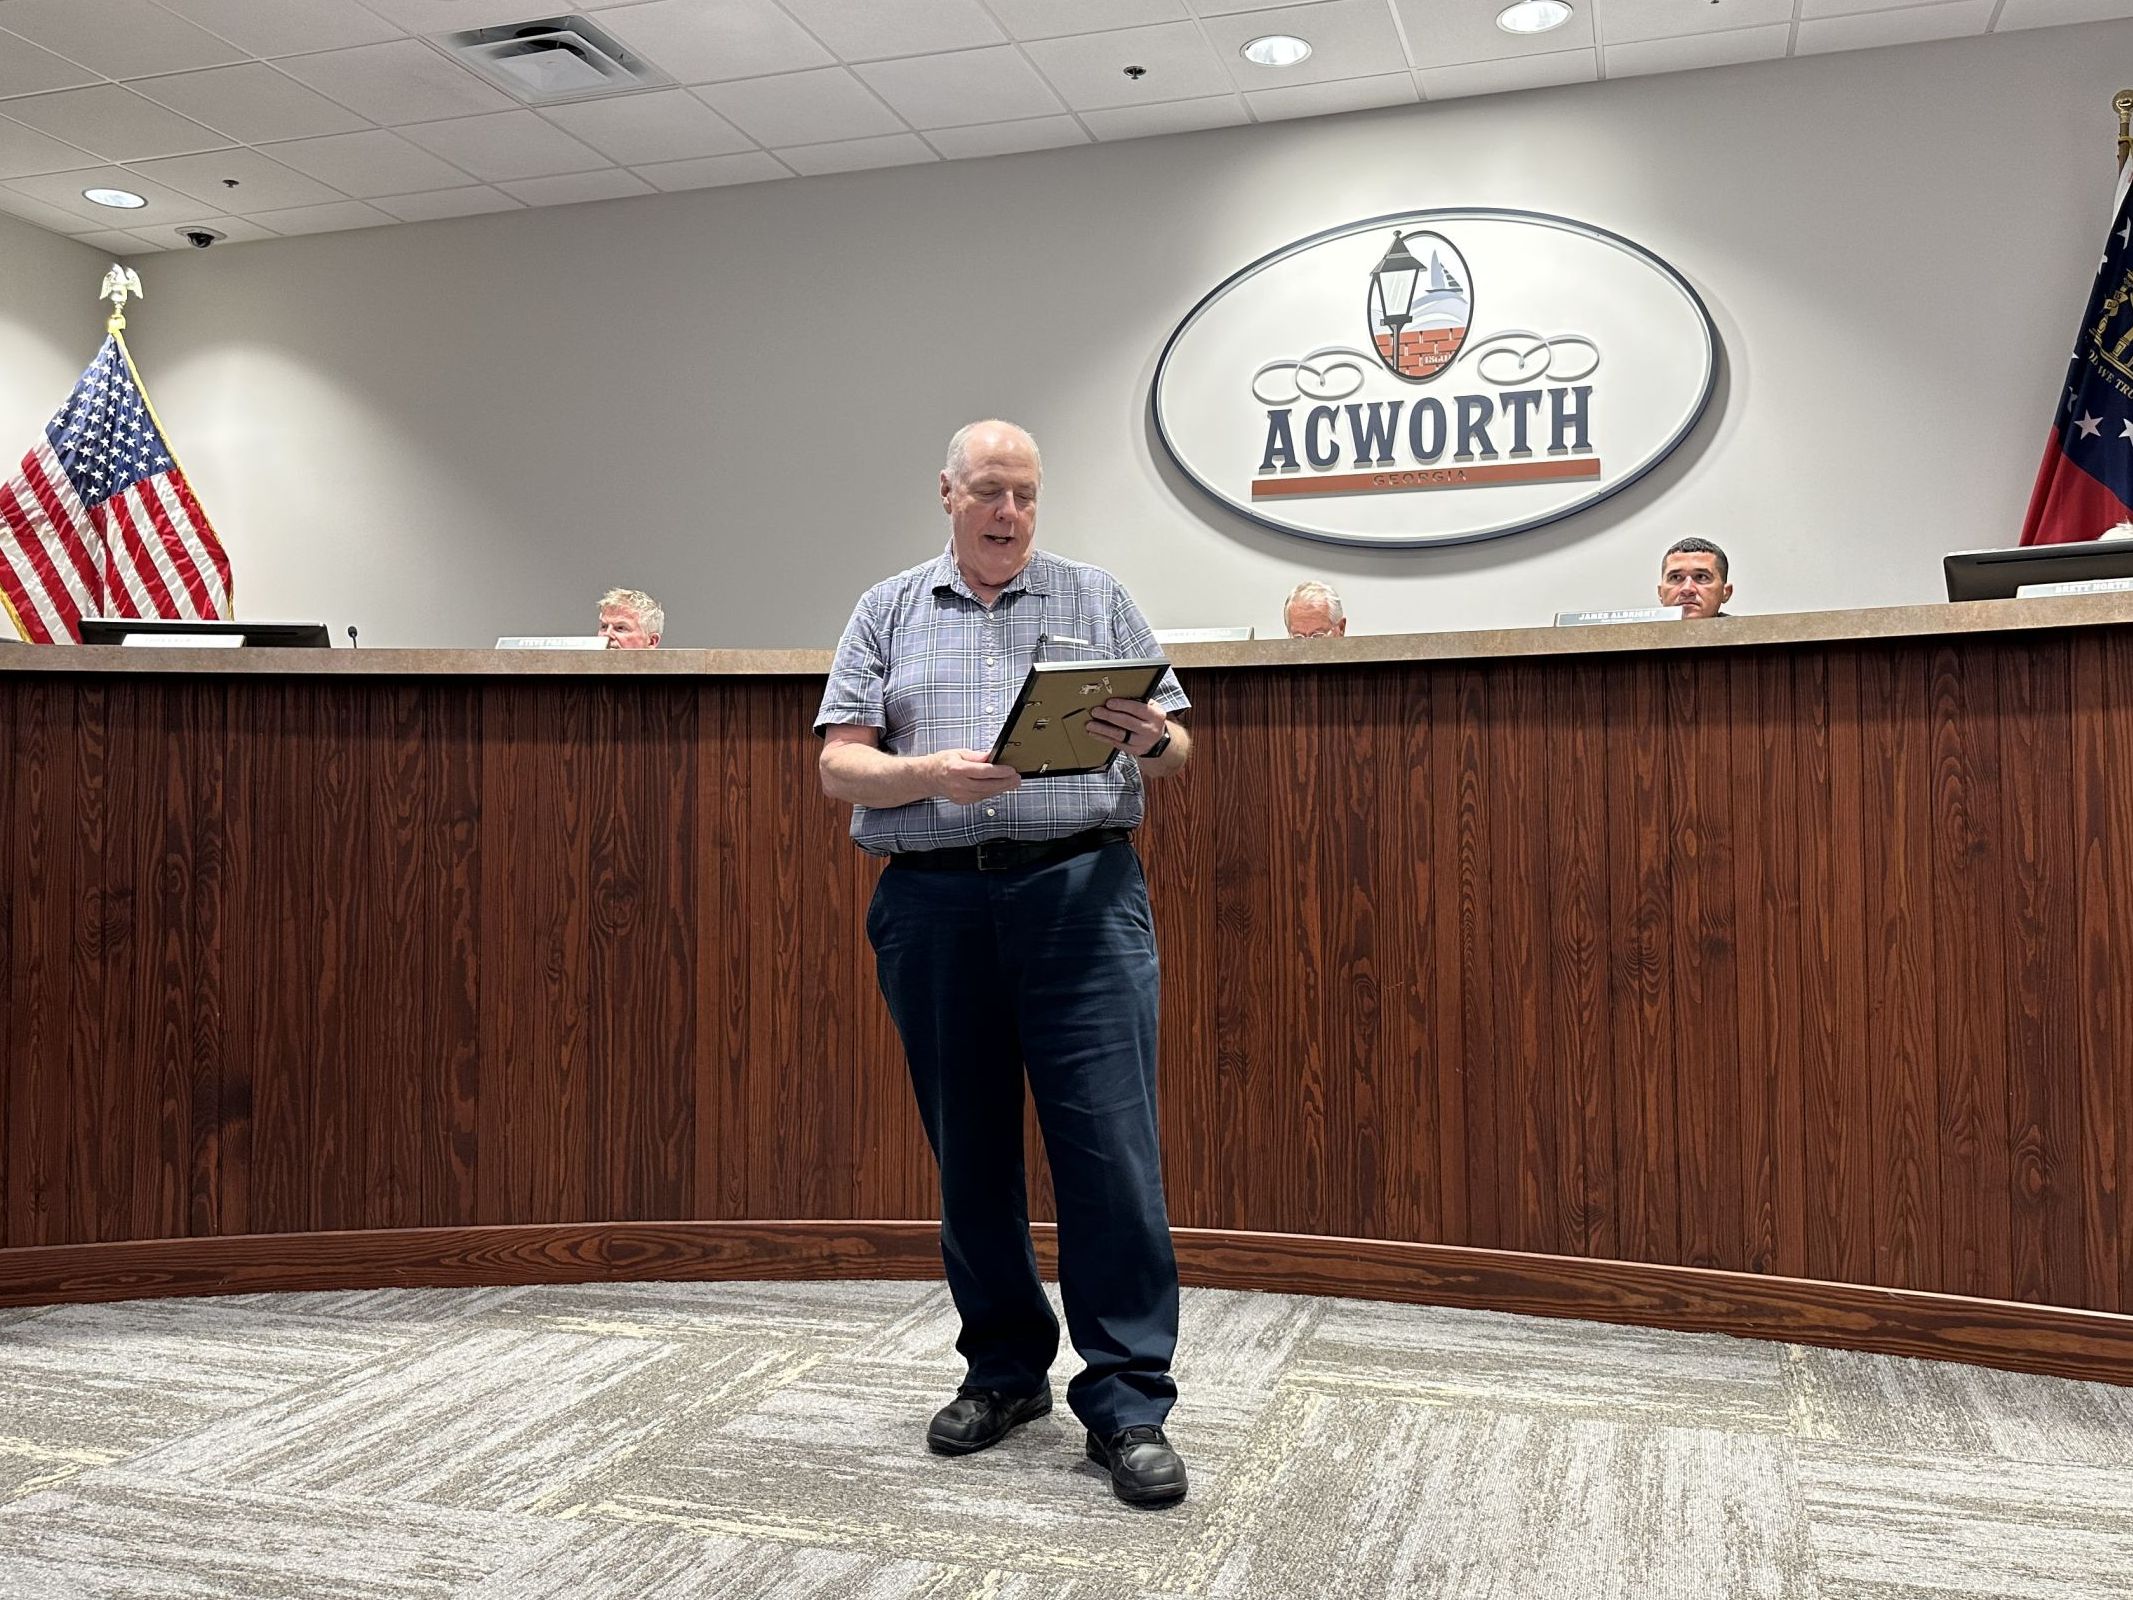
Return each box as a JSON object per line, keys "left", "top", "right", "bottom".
{"left": 359, "top": 0, "right": 593, "bottom": 27}
{"left": 243, "top": 198, "right": 394, "bottom": 234}
{"left": 0, "top": 182, "right": 104, "bottom": 230}
{"left": 499, "top": 167, "right": 653, "bottom": 205}
{"left": 1397, "top": 0, "right": 1596, "bottom": 67}
{"left": 1198, "top": 0, "right": 1410, "bottom": 89}
{"left": 634, "top": 149, "right": 792, "bottom": 189}
{"left": 694, "top": 68, "right": 905, "bottom": 146}
{"left": 540, "top": 89, "right": 753, "bottom": 164}
{"left": 152, "top": 212, "right": 279, "bottom": 243}
{"left": 363, "top": 0, "right": 667, "bottom": 25}
{"left": 1418, "top": 47, "right": 1596, "bottom": 97}
{"left": 69, "top": 225, "right": 168, "bottom": 254}
{"left": 261, "top": 129, "right": 473, "bottom": 196}
{"left": 1796, "top": 0, "right": 1995, "bottom": 49}
{"left": 277, "top": 40, "right": 517, "bottom": 124}
{"left": 371, "top": 186, "right": 524, "bottom": 221}
{"left": 0, "top": 85, "right": 227, "bottom": 161}
{"left": 0, "top": 31, "right": 99, "bottom": 97}
{"left": 778, "top": 0, "right": 1005, "bottom": 60}
{"left": 600, "top": 0, "right": 833, "bottom": 85}
{"left": 0, "top": 109, "right": 93, "bottom": 176}
{"left": 1079, "top": 94, "right": 1248, "bottom": 137}
{"left": 0, "top": 0, "right": 245, "bottom": 78}
{"left": 129, "top": 64, "right": 371, "bottom": 145}
{"left": 776, "top": 131, "right": 939, "bottom": 174}
{"left": 1190, "top": 0, "right": 1324, "bottom": 12}
{"left": 3, "top": 163, "right": 209, "bottom": 226}
{"left": 128, "top": 146, "right": 346, "bottom": 210}
{"left": 1798, "top": 0, "right": 1938, "bottom": 15}
{"left": 1602, "top": 21, "right": 1791, "bottom": 74}
{"left": 400, "top": 110, "right": 611, "bottom": 181}
{"left": 1597, "top": 0, "right": 1797, "bottom": 41}
{"left": 856, "top": 46, "right": 1065, "bottom": 130}
{"left": 925, "top": 114, "right": 1090, "bottom": 157}
{"left": 151, "top": 0, "right": 404, "bottom": 57}
{"left": 1996, "top": 0, "right": 2133, "bottom": 26}
{"left": 1245, "top": 69, "right": 1416, "bottom": 120}
{"left": 1021, "top": 22, "right": 1235, "bottom": 110}
{"left": 990, "top": 0, "right": 1189, "bottom": 40}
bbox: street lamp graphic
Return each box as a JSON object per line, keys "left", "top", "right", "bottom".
{"left": 1371, "top": 231, "right": 1424, "bottom": 376}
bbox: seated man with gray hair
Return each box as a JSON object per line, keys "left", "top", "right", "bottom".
{"left": 1283, "top": 580, "right": 1347, "bottom": 639}
{"left": 598, "top": 587, "right": 664, "bottom": 649}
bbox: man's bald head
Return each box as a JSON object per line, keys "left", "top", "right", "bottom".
{"left": 946, "top": 420, "right": 1043, "bottom": 488}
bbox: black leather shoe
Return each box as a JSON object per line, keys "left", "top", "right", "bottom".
{"left": 1085, "top": 1424, "right": 1189, "bottom": 1507}
{"left": 926, "top": 1386, "right": 1052, "bottom": 1456}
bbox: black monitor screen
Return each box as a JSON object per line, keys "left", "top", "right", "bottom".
{"left": 77, "top": 618, "right": 332, "bottom": 647}
{"left": 1944, "top": 539, "right": 2133, "bottom": 601}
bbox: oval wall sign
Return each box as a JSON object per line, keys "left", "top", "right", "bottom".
{"left": 1152, "top": 209, "right": 1717, "bottom": 549}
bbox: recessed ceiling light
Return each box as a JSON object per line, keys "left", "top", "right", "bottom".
{"left": 1495, "top": 0, "right": 1573, "bottom": 33}
{"left": 83, "top": 187, "right": 147, "bottom": 210}
{"left": 1240, "top": 34, "right": 1312, "bottom": 67}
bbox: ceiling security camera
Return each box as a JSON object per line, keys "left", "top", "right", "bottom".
{"left": 180, "top": 227, "right": 225, "bottom": 248}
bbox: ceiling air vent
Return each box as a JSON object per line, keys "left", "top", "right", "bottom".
{"left": 438, "top": 15, "right": 670, "bottom": 104}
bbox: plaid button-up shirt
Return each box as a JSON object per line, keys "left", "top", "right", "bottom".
{"left": 816, "top": 547, "right": 1190, "bottom": 854}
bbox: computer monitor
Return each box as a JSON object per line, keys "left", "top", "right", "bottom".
{"left": 78, "top": 617, "right": 332, "bottom": 647}
{"left": 1943, "top": 539, "right": 2133, "bottom": 601}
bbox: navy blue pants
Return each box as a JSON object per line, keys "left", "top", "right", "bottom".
{"left": 867, "top": 839, "right": 1179, "bottom": 1436}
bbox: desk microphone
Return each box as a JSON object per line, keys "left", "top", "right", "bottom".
{"left": 346, "top": 625, "right": 359, "bottom": 649}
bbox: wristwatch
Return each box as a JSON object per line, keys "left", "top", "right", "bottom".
{"left": 1142, "top": 727, "right": 1172, "bottom": 760}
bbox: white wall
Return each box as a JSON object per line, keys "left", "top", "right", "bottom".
{"left": 71, "top": 22, "right": 2125, "bottom": 648}
{"left": 0, "top": 214, "right": 103, "bottom": 469}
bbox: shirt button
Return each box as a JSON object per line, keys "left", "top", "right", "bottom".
{"left": 985, "top": 706, "right": 995, "bottom": 714}
{"left": 986, "top": 807, "right": 997, "bottom": 817}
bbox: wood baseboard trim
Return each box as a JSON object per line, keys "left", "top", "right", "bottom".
{"left": 5, "top": 1222, "right": 2130, "bottom": 1385}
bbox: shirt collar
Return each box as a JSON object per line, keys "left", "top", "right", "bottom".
{"left": 929, "top": 545, "right": 1052, "bottom": 603}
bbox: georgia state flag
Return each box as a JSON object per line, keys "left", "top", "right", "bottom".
{"left": 2023, "top": 160, "right": 2133, "bottom": 544}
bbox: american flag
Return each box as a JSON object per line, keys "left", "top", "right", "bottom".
{"left": 0, "top": 333, "right": 231, "bottom": 643}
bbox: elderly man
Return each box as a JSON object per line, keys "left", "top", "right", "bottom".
{"left": 597, "top": 587, "right": 664, "bottom": 648}
{"left": 1283, "top": 579, "right": 1347, "bottom": 638}
{"left": 1657, "top": 539, "right": 1733, "bottom": 619}
{"left": 816, "top": 420, "right": 1194, "bottom": 1509}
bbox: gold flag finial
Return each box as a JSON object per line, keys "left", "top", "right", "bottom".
{"left": 99, "top": 264, "right": 143, "bottom": 333}
{"left": 2116, "top": 89, "right": 2133, "bottom": 170}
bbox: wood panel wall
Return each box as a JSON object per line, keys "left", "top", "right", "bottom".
{"left": 3, "top": 628, "right": 2130, "bottom": 1318}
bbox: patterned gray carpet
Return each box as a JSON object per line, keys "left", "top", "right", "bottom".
{"left": 0, "top": 1280, "right": 2128, "bottom": 1598}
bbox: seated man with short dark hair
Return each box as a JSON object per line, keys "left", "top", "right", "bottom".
{"left": 1658, "top": 539, "right": 1732, "bottom": 619}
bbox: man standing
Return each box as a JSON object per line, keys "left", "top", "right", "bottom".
{"left": 1657, "top": 539, "right": 1733, "bottom": 619}
{"left": 816, "top": 420, "right": 1193, "bottom": 1509}
{"left": 1282, "top": 579, "right": 1348, "bottom": 638}
{"left": 598, "top": 587, "right": 664, "bottom": 647}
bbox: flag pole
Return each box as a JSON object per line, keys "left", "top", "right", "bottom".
{"left": 2117, "top": 89, "right": 2133, "bottom": 171}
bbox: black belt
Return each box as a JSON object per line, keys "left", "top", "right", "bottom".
{"left": 887, "top": 826, "right": 1131, "bottom": 873}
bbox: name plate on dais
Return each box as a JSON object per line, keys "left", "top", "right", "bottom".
{"left": 1555, "top": 606, "right": 1689, "bottom": 627}
{"left": 2015, "top": 577, "right": 2133, "bottom": 598}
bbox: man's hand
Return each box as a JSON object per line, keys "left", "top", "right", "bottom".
{"left": 1086, "top": 697, "right": 1166, "bottom": 756}
{"left": 930, "top": 748, "right": 1022, "bottom": 806}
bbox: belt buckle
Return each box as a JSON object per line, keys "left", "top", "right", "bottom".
{"left": 974, "top": 838, "right": 1014, "bottom": 872}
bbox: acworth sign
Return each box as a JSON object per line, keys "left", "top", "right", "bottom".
{"left": 1151, "top": 209, "right": 1717, "bottom": 549}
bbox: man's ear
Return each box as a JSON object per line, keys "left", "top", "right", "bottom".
{"left": 939, "top": 470, "right": 953, "bottom": 511}
{"left": 1719, "top": 583, "right": 1734, "bottom": 607}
